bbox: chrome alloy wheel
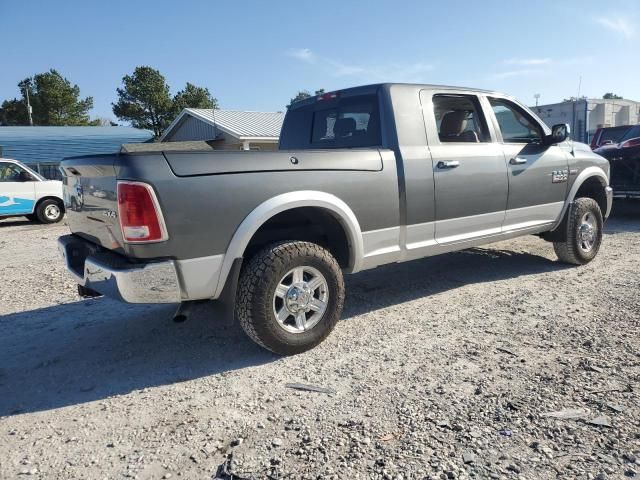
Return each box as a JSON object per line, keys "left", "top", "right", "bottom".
{"left": 44, "top": 204, "right": 61, "bottom": 221}
{"left": 578, "top": 211, "right": 598, "bottom": 253}
{"left": 272, "top": 266, "right": 329, "bottom": 333}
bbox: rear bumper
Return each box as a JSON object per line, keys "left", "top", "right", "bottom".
{"left": 57, "top": 234, "right": 181, "bottom": 303}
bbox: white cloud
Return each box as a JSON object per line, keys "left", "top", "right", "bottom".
{"left": 504, "top": 58, "right": 551, "bottom": 66}
{"left": 488, "top": 69, "right": 540, "bottom": 80}
{"left": 327, "top": 60, "right": 367, "bottom": 77}
{"left": 595, "top": 15, "right": 636, "bottom": 39}
{"left": 329, "top": 61, "right": 434, "bottom": 81}
{"left": 287, "top": 48, "right": 315, "bottom": 63}
{"left": 287, "top": 49, "right": 434, "bottom": 83}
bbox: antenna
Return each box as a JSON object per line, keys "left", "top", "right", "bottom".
{"left": 570, "top": 75, "right": 582, "bottom": 155}
{"left": 24, "top": 85, "right": 33, "bottom": 126}
{"left": 577, "top": 75, "right": 582, "bottom": 99}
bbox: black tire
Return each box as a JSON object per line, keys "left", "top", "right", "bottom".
{"left": 236, "top": 241, "right": 345, "bottom": 355}
{"left": 35, "top": 199, "right": 64, "bottom": 224}
{"left": 553, "top": 197, "right": 603, "bottom": 265}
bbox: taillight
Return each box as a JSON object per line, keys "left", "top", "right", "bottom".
{"left": 620, "top": 137, "right": 640, "bottom": 149}
{"left": 117, "top": 181, "right": 168, "bottom": 243}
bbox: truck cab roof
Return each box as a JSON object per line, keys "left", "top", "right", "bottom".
{"left": 287, "top": 83, "right": 505, "bottom": 110}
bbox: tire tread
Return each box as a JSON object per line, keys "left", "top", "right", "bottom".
{"left": 553, "top": 197, "right": 602, "bottom": 265}
{"left": 236, "top": 241, "right": 344, "bottom": 354}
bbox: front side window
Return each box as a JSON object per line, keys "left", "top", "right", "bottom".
{"left": 432, "top": 95, "right": 489, "bottom": 143}
{"left": 489, "top": 98, "right": 543, "bottom": 143}
{"left": 0, "top": 163, "right": 32, "bottom": 182}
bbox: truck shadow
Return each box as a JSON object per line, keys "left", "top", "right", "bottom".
{"left": 0, "top": 301, "right": 274, "bottom": 417}
{"left": 343, "top": 247, "right": 571, "bottom": 318}
{"left": 0, "top": 245, "right": 571, "bottom": 417}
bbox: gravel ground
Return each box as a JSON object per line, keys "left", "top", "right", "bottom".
{"left": 0, "top": 202, "right": 639, "bottom": 480}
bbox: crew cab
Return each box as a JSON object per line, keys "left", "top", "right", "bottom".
{"left": 0, "top": 158, "right": 64, "bottom": 223}
{"left": 57, "top": 83, "right": 612, "bottom": 355}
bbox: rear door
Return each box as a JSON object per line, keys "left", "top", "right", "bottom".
{"left": 421, "top": 91, "right": 508, "bottom": 244}
{"left": 0, "top": 162, "right": 36, "bottom": 216}
{"left": 485, "top": 97, "right": 568, "bottom": 230}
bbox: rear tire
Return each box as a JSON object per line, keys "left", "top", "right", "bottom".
{"left": 36, "top": 199, "right": 64, "bottom": 224}
{"left": 236, "top": 241, "right": 345, "bottom": 355}
{"left": 553, "top": 197, "right": 603, "bottom": 265}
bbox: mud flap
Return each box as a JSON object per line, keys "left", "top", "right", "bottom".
{"left": 210, "top": 258, "right": 243, "bottom": 326}
{"left": 541, "top": 203, "right": 570, "bottom": 242}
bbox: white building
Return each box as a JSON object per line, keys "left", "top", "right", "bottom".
{"left": 161, "top": 109, "right": 285, "bottom": 151}
{"left": 532, "top": 98, "right": 640, "bottom": 144}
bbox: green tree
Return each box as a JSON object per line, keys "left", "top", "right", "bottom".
{"left": 112, "top": 66, "right": 174, "bottom": 137}
{"left": 0, "top": 98, "right": 29, "bottom": 125}
{"left": 0, "top": 70, "right": 93, "bottom": 126}
{"left": 603, "top": 92, "right": 623, "bottom": 100}
{"left": 172, "top": 82, "right": 218, "bottom": 115}
{"left": 287, "top": 88, "right": 325, "bottom": 108}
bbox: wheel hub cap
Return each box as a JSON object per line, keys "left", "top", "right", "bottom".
{"left": 45, "top": 204, "right": 60, "bottom": 220}
{"left": 578, "top": 212, "right": 598, "bottom": 252}
{"left": 285, "top": 284, "right": 314, "bottom": 312}
{"left": 273, "top": 266, "right": 329, "bottom": 333}
{"left": 580, "top": 224, "right": 594, "bottom": 242}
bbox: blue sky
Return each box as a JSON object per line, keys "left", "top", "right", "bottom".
{"left": 2, "top": 0, "right": 638, "bottom": 121}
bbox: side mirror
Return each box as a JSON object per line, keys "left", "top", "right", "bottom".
{"left": 547, "top": 123, "right": 570, "bottom": 145}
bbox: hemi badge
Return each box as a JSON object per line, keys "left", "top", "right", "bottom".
{"left": 569, "top": 169, "right": 579, "bottom": 175}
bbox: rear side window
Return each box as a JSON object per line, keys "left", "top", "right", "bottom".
{"left": 432, "top": 95, "right": 489, "bottom": 143}
{"left": 280, "top": 94, "right": 381, "bottom": 149}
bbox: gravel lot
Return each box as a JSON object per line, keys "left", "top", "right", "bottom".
{"left": 1, "top": 203, "right": 639, "bottom": 480}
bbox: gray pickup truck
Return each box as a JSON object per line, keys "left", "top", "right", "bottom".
{"left": 58, "top": 83, "right": 612, "bottom": 355}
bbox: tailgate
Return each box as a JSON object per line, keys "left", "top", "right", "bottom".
{"left": 60, "top": 155, "right": 124, "bottom": 251}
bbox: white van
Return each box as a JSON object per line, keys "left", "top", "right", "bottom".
{"left": 0, "top": 158, "right": 64, "bottom": 223}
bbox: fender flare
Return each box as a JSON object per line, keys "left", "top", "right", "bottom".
{"left": 213, "top": 191, "right": 364, "bottom": 298}
{"left": 552, "top": 166, "right": 609, "bottom": 230}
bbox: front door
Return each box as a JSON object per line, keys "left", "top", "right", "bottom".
{"left": 0, "top": 162, "right": 36, "bottom": 216}
{"left": 422, "top": 92, "right": 509, "bottom": 244}
{"left": 486, "top": 97, "right": 569, "bottom": 230}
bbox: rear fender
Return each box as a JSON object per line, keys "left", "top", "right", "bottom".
{"left": 213, "top": 191, "right": 364, "bottom": 298}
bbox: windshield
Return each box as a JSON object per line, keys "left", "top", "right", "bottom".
{"left": 619, "top": 125, "right": 640, "bottom": 142}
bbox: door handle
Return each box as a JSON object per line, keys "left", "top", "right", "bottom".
{"left": 510, "top": 157, "right": 527, "bottom": 165}
{"left": 437, "top": 160, "right": 460, "bottom": 169}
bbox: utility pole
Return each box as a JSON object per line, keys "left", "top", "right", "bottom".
{"left": 24, "top": 85, "right": 33, "bottom": 126}
{"left": 534, "top": 93, "right": 540, "bottom": 107}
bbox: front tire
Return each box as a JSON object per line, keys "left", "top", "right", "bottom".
{"left": 236, "top": 241, "right": 345, "bottom": 355}
{"left": 553, "top": 197, "right": 603, "bottom": 265}
{"left": 36, "top": 199, "right": 64, "bottom": 224}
